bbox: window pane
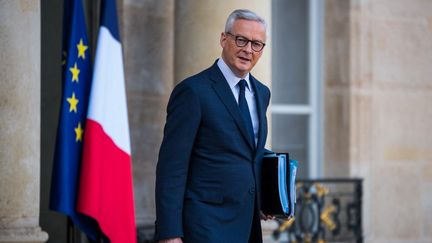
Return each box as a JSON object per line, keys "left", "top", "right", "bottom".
{"left": 271, "top": 114, "right": 309, "bottom": 179}
{"left": 272, "top": 0, "right": 309, "bottom": 105}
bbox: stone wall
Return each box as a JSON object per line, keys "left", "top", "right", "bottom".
{"left": 325, "top": 0, "right": 432, "bottom": 242}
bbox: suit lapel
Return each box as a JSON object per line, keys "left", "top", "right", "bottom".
{"left": 250, "top": 75, "right": 266, "bottom": 151}
{"left": 209, "top": 64, "right": 255, "bottom": 150}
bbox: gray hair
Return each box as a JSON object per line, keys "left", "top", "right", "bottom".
{"left": 224, "top": 9, "right": 267, "bottom": 34}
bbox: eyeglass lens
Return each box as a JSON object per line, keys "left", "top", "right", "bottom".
{"left": 227, "top": 32, "right": 265, "bottom": 52}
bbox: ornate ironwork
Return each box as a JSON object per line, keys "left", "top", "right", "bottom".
{"left": 273, "top": 179, "right": 363, "bottom": 243}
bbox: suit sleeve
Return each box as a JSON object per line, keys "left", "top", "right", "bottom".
{"left": 155, "top": 82, "right": 201, "bottom": 240}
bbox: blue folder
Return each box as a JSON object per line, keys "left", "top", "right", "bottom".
{"left": 261, "top": 152, "right": 298, "bottom": 218}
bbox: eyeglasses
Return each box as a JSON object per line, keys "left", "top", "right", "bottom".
{"left": 225, "top": 32, "right": 266, "bottom": 52}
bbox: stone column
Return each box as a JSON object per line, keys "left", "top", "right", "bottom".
{"left": 0, "top": 1, "right": 48, "bottom": 242}
{"left": 323, "top": 0, "right": 351, "bottom": 177}
{"left": 122, "top": 0, "right": 175, "bottom": 231}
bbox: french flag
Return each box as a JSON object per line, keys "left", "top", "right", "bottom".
{"left": 77, "top": 0, "right": 137, "bottom": 242}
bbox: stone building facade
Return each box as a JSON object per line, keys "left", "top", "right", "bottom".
{"left": 0, "top": 0, "right": 431, "bottom": 242}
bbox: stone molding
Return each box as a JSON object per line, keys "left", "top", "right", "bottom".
{"left": 0, "top": 226, "right": 48, "bottom": 243}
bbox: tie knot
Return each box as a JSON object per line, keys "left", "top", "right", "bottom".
{"left": 238, "top": 79, "right": 247, "bottom": 91}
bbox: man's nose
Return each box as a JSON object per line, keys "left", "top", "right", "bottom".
{"left": 242, "top": 41, "right": 253, "bottom": 53}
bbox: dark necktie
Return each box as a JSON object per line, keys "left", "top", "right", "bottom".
{"left": 238, "top": 79, "right": 255, "bottom": 145}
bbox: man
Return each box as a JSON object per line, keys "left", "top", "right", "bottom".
{"left": 155, "top": 9, "right": 271, "bottom": 243}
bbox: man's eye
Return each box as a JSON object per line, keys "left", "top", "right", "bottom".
{"left": 252, "top": 42, "right": 263, "bottom": 48}
{"left": 237, "top": 38, "right": 248, "bottom": 44}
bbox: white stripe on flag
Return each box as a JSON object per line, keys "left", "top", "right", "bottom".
{"left": 87, "top": 26, "right": 131, "bottom": 155}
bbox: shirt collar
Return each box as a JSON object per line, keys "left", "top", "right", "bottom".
{"left": 217, "top": 58, "right": 252, "bottom": 92}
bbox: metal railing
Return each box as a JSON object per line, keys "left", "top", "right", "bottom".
{"left": 272, "top": 178, "right": 363, "bottom": 243}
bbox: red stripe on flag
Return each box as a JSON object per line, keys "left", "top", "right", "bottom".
{"left": 78, "top": 119, "right": 136, "bottom": 243}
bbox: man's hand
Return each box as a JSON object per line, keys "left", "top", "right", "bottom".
{"left": 159, "top": 237, "right": 183, "bottom": 243}
{"left": 260, "top": 211, "right": 276, "bottom": 221}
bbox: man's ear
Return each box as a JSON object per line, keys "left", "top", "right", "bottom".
{"left": 220, "top": 32, "right": 227, "bottom": 48}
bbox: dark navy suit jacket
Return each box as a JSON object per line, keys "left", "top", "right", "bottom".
{"left": 155, "top": 61, "right": 271, "bottom": 242}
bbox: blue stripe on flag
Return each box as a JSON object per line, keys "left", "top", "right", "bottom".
{"left": 100, "top": 0, "right": 120, "bottom": 41}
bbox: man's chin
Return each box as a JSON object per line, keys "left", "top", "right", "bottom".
{"left": 235, "top": 64, "right": 251, "bottom": 74}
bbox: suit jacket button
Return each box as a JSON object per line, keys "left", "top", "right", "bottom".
{"left": 249, "top": 187, "right": 255, "bottom": 194}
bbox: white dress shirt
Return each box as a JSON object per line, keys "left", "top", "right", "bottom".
{"left": 217, "top": 58, "right": 259, "bottom": 145}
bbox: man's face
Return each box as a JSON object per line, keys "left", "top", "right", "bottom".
{"left": 220, "top": 19, "right": 266, "bottom": 78}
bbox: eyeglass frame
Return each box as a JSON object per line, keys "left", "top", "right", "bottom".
{"left": 225, "top": 32, "right": 266, "bottom": 52}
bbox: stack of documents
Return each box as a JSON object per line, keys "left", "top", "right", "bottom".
{"left": 261, "top": 152, "right": 298, "bottom": 218}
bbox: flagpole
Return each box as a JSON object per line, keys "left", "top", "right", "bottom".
{"left": 67, "top": 217, "right": 73, "bottom": 243}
